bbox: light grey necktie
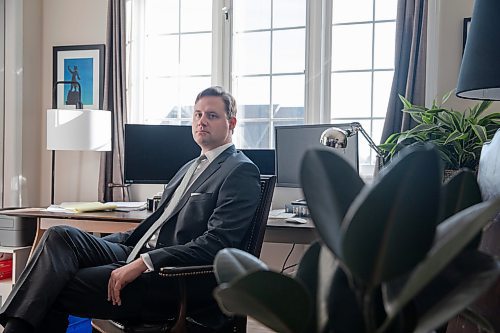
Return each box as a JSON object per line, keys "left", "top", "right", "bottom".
{"left": 126, "top": 155, "right": 206, "bottom": 262}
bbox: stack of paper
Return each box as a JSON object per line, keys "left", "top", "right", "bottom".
{"left": 46, "top": 202, "right": 118, "bottom": 213}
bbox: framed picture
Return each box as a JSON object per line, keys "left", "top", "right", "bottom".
{"left": 463, "top": 17, "right": 471, "bottom": 54}
{"left": 52, "top": 44, "right": 105, "bottom": 109}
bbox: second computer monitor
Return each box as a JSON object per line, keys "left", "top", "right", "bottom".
{"left": 275, "top": 124, "right": 359, "bottom": 188}
{"left": 240, "top": 149, "right": 276, "bottom": 176}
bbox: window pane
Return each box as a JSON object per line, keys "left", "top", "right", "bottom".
{"left": 234, "top": 122, "right": 270, "bottom": 149}
{"left": 233, "top": 31, "right": 270, "bottom": 75}
{"left": 180, "top": 0, "right": 212, "bottom": 32}
{"left": 373, "top": 71, "right": 394, "bottom": 117}
{"left": 332, "top": 0, "right": 373, "bottom": 23}
{"left": 332, "top": 24, "right": 372, "bottom": 70}
{"left": 144, "top": 78, "right": 179, "bottom": 123}
{"left": 331, "top": 72, "right": 371, "bottom": 118}
{"left": 145, "top": 0, "right": 179, "bottom": 35}
{"left": 375, "top": 0, "right": 397, "bottom": 20}
{"left": 273, "top": 0, "right": 306, "bottom": 28}
{"left": 272, "top": 29, "right": 305, "bottom": 74}
{"left": 372, "top": 118, "right": 385, "bottom": 146}
{"left": 145, "top": 35, "right": 179, "bottom": 77}
{"left": 272, "top": 75, "right": 305, "bottom": 119}
{"left": 233, "top": 76, "right": 270, "bottom": 119}
{"left": 374, "top": 22, "right": 396, "bottom": 69}
{"left": 180, "top": 77, "right": 212, "bottom": 109}
{"left": 341, "top": 118, "right": 372, "bottom": 166}
{"left": 233, "top": 76, "right": 270, "bottom": 106}
{"left": 180, "top": 33, "right": 212, "bottom": 75}
{"left": 233, "top": 0, "right": 271, "bottom": 32}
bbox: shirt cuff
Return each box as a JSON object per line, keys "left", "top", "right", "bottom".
{"left": 140, "top": 253, "right": 155, "bottom": 272}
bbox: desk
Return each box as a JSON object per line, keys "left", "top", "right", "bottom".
{"left": 0, "top": 208, "right": 317, "bottom": 253}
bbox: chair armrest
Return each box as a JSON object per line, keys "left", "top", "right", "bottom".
{"left": 159, "top": 265, "right": 214, "bottom": 278}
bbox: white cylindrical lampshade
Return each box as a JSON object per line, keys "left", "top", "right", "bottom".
{"left": 47, "top": 109, "right": 112, "bottom": 151}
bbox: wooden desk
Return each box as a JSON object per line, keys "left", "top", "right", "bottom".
{"left": 1, "top": 208, "right": 317, "bottom": 253}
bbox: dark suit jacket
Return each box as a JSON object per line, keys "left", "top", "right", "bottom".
{"left": 104, "top": 145, "right": 260, "bottom": 270}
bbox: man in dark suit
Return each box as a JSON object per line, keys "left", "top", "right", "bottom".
{"left": 0, "top": 86, "right": 261, "bottom": 333}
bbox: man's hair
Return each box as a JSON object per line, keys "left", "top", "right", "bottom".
{"left": 195, "top": 86, "right": 237, "bottom": 119}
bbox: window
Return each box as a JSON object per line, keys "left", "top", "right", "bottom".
{"left": 126, "top": 0, "right": 396, "bottom": 175}
{"left": 231, "top": 0, "right": 306, "bottom": 148}
{"left": 127, "top": 0, "right": 213, "bottom": 125}
{"left": 330, "top": 0, "right": 397, "bottom": 174}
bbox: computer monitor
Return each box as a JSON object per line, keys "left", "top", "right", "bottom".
{"left": 275, "top": 124, "right": 359, "bottom": 187}
{"left": 124, "top": 124, "right": 201, "bottom": 184}
{"left": 240, "top": 149, "right": 276, "bottom": 175}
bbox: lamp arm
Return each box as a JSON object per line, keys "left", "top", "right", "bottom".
{"left": 351, "top": 122, "right": 383, "bottom": 157}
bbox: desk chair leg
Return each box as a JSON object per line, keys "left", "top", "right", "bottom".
{"left": 170, "top": 280, "right": 187, "bottom": 333}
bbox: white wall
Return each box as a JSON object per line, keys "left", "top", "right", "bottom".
{"left": 427, "top": 0, "right": 499, "bottom": 114}
{"left": 40, "top": 0, "right": 108, "bottom": 205}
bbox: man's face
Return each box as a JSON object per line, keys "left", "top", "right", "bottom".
{"left": 192, "top": 96, "right": 236, "bottom": 153}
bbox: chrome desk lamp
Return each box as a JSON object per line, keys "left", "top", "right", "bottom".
{"left": 320, "top": 122, "right": 383, "bottom": 157}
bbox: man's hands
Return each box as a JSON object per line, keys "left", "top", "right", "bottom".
{"left": 107, "top": 258, "right": 148, "bottom": 306}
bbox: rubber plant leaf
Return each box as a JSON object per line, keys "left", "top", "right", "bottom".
{"left": 411, "top": 250, "right": 500, "bottom": 333}
{"left": 214, "top": 248, "right": 268, "bottom": 284}
{"left": 382, "top": 198, "right": 500, "bottom": 319}
{"left": 301, "top": 147, "right": 364, "bottom": 257}
{"left": 214, "top": 270, "right": 311, "bottom": 333}
{"left": 294, "top": 241, "right": 322, "bottom": 333}
{"left": 340, "top": 144, "right": 441, "bottom": 287}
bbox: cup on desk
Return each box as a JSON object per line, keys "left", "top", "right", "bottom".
{"left": 147, "top": 196, "right": 161, "bottom": 211}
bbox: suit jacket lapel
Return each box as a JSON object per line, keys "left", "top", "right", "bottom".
{"left": 169, "top": 146, "right": 235, "bottom": 217}
{"left": 156, "top": 160, "right": 194, "bottom": 209}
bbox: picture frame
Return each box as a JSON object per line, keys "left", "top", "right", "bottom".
{"left": 463, "top": 17, "right": 471, "bottom": 54}
{"left": 52, "top": 44, "right": 105, "bottom": 109}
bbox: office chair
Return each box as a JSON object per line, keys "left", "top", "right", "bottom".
{"left": 92, "top": 175, "right": 276, "bottom": 333}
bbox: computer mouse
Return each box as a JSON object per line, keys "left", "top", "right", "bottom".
{"left": 285, "top": 217, "right": 308, "bottom": 224}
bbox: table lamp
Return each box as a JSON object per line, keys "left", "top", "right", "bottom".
{"left": 320, "top": 122, "right": 383, "bottom": 156}
{"left": 46, "top": 110, "right": 111, "bottom": 204}
{"left": 456, "top": 0, "right": 500, "bottom": 100}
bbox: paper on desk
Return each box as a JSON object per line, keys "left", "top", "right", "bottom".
{"left": 45, "top": 205, "right": 77, "bottom": 213}
{"left": 48, "top": 202, "right": 118, "bottom": 213}
{"left": 268, "top": 209, "right": 295, "bottom": 219}
{"left": 107, "top": 201, "right": 146, "bottom": 209}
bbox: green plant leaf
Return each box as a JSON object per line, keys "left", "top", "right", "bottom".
{"left": 213, "top": 248, "right": 268, "bottom": 284}
{"left": 411, "top": 251, "right": 500, "bottom": 333}
{"left": 382, "top": 198, "right": 500, "bottom": 319}
{"left": 470, "top": 124, "right": 488, "bottom": 143}
{"left": 214, "top": 270, "right": 311, "bottom": 333}
{"left": 444, "top": 130, "right": 467, "bottom": 145}
{"left": 406, "top": 123, "right": 439, "bottom": 136}
{"left": 398, "top": 95, "right": 413, "bottom": 110}
{"left": 473, "top": 100, "right": 493, "bottom": 119}
{"left": 441, "top": 89, "right": 454, "bottom": 105}
{"left": 341, "top": 144, "right": 441, "bottom": 286}
{"left": 300, "top": 148, "right": 365, "bottom": 257}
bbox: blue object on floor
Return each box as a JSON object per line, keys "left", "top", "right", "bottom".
{"left": 67, "top": 315, "right": 91, "bottom": 333}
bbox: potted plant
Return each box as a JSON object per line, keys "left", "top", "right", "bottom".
{"left": 378, "top": 93, "right": 500, "bottom": 171}
{"left": 211, "top": 144, "right": 500, "bottom": 333}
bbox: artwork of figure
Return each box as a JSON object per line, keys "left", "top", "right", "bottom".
{"left": 68, "top": 65, "right": 81, "bottom": 92}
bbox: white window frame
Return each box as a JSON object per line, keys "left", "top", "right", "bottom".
{"left": 126, "top": 0, "right": 394, "bottom": 159}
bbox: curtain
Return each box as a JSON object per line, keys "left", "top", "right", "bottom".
{"left": 98, "top": 0, "right": 130, "bottom": 202}
{"left": 380, "top": 0, "right": 428, "bottom": 143}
